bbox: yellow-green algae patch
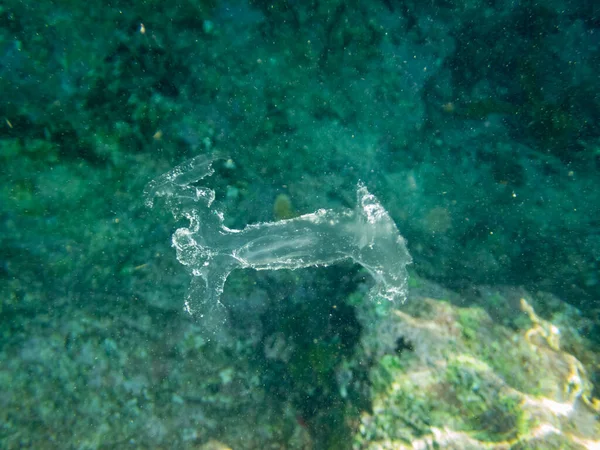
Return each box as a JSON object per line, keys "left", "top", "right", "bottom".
{"left": 354, "top": 277, "right": 599, "bottom": 449}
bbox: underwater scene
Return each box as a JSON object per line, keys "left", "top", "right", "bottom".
{"left": 1, "top": 0, "right": 599, "bottom": 448}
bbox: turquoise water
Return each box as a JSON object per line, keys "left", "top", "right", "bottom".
{"left": 1, "top": 1, "right": 598, "bottom": 448}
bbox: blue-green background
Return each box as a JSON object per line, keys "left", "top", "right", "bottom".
{"left": 1, "top": 0, "right": 598, "bottom": 448}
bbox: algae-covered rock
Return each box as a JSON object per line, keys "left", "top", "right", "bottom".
{"left": 353, "top": 277, "right": 600, "bottom": 449}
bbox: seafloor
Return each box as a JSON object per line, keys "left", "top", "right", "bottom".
{"left": 1, "top": 0, "right": 598, "bottom": 448}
